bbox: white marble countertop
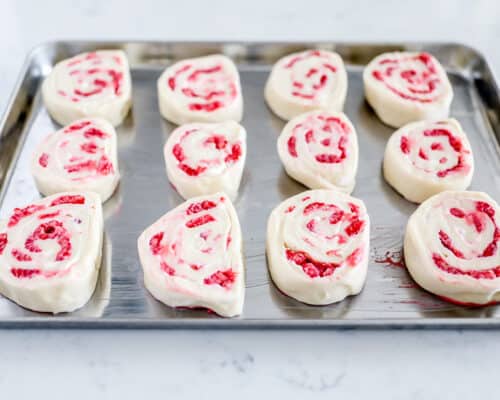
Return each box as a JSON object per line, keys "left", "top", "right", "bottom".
{"left": 0, "top": 0, "right": 499, "bottom": 398}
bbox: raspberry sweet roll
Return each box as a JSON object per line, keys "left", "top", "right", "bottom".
{"left": 0, "top": 192, "right": 103, "bottom": 313}
{"left": 157, "top": 55, "right": 243, "bottom": 125}
{"left": 164, "top": 121, "right": 246, "bottom": 200}
{"left": 404, "top": 191, "right": 500, "bottom": 306}
{"left": 267, "top": 189, "right": 370, "bottom": 305}
{"left": 277, "top": 110, "right": 358, "bottom": 193}
{"left": 137, "top": 193, "right": 244, "bottom": 317}
{"left": 383, "top": 119, "right": 473, "bottom": 203}
{"left": 264, "top": 50, "right": 347, "bottom": 121}
{"left": 31, "top": 118, "right": 120, "bottom": 203}
{"left": 42, "top": 50, "right": 132, "bottom": 127}
{"left": 363, "top": 52, "right": 453, "bottom": 128}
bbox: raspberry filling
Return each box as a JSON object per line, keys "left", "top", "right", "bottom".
{"left": 0, "top": 233, "right": 7, "bottom": 255}
{"left": 186, "top": 200, "right": 217, "bottom": 215}
{"left": 39, "top": 153, "right": 49, "bottom": 167}
{"left": 172, "top": 128, "right": 243, "bottom": 177}
{"left": 50, "top": 121, "right": 115, "bottom": 181}
{"left": 167, "top": 61, "right": 237, "bottom": 112}
{"left": 285, "top": 199, "right": 366, "bottom": 278}
{"left": 50, "top": 195, "right": 85, "bottom": 206}
{"left": 283, "top": 50, "right": 338, "bottom": 101}
{"left": 24, "top": 220, "right": 72, "bottom": 262}
{"left": 286, "top": 248, "right": 340, "bottom": 278}
{"left": 2, "top": 196, "right": 91, "bottom": 279}
{"left": 372, "top": 53, "right": 442, "bottom": 103}
{"left": 399, "top": 125, "right": 470, "bottom": 178}
{"left": 8, "top": 205, "right": 45, "bottom": 227}
{"left": 59, "top": 52, "right": 124, "bottom": 103}
{"left": 148, "top": 198, "right": 237, "bottom": 290}
{"left": 287, "top": 114, "right": 350, "bottom": 164}
{"left": 7, "top": 219, "right": 73, "bottom": 280}
{"left": 203, "top": 269, "right": 236, "bottom": 288}
{"left": 432, "top": 201, "right": 500, "bottom": 278}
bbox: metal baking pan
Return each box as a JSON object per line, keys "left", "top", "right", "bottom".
{"left": 0, "top": 41, "right": 499, "bottom": 329}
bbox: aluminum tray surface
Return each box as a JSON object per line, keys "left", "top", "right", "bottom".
{"left": 0, "top": 42, "right": 499, "bottom": 328}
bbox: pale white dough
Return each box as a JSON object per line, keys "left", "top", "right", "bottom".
{"left": 0, "top": 192, "right": 103, "bottom": 313}
{"left": 277, "top": 110, "right": 358, "bottom": 193}
{"left": 266, "top": 189, "right": 370, "bottom": 305}
{"left": 363, "top": 51, "right": 453, "bottom": 127}
{"left": 164, "top": 121, "right": 246, "bottom": 200}
{"left": 404, "top": 191, "right": 500, "bottom": 305}
{"left": 42, "top": 50, "right": 132, "bottom": 127}
{"left": 383, "top": 119, "right": 474, "bottom": 203}
{"left": 31, "top": 118, "right": 120, "bottom": 203}
{"left": 137, "top": 192, "right": 244, "bottom": 317}
{"left": 157, "top": 55, "right": 243, "bottom": 125}
{"left": 264, "top": 50, "right": 347, "bottom": 121}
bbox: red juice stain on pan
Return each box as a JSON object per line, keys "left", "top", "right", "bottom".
{"left": 374, "top": 250, "right": 406, "bottom": 269}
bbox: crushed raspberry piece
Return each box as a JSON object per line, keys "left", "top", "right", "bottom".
{"left": 160, "top": 261, "right": 175, "bottom": 276}
{"left": 450, "top": 208, "right": 465, "bottom": 218}
{"left": 168, "top": 77, "right": 176, "bottom": 90}
{"left": 345, "top": 219, "right": 364, "bottom": 236}
{"left": 418, "top": 148, "right": 429, "bottom": 160}
{"left": 11, "top": 249, "right": 32, "bottom": 262}
{"left": 0, "top": 233, "right": 8, "bottom": 255}
{"left": 477, "top": 201, "right": 495, "bottom": 218}
{"left": 186, "top": 214, "right": 215, "bottom": 228}
{"left": 189, "top": 101, "right": 223, "bottom": 112}
{"left": 8, "top": 204, "right": 45, "bottom": 227}
{"left": 38, "top": 211, "right": 61, "bottom": 219}
{"left": 11, "top": 268, "right": 41, "bottom": 279}
{"left": 172, "top": 143, "right": 185, "bottom": 162}
{"left": 50, "top": 195, "right": 85, "bottom": 206}
{"left": 224, "top": 144, "right": 242, "bottom": 163}
{"left": 83, "top": 127, "right": 108, "bottom": 139}
{"left": 149, "top": 232, "right": 164, "bottom": 255}
{"left": 205, "top": 135, "right": 228, "bottom": 150}
{"left": 346, "top": 248, "right": 362, "bottom": 267}
{"left": 400, "top": 136, "right": 410, "bottom": 154}
{"left": 65, "top": 121, "right": 91, "bottom": 132}
{"left": 285, "top": 205, "right": 296, "bottom": 213}
{"left": 286, "top": 248, "right": 339, "bottom": 278}
{"left": 439, "top": 230, "right": 464, "bottom": 258}
{"left": 178, "top": 163, "right": 207, "bottom": 176}
{"left": 287, "top": 136, "right": 298, "bottom": 157}
{"left": 431, "top": 142, "right": 444, "bottom": 151}
{"left": 329, "top": 210, "right": 344, "bottom": 224}
{"left": 97, "top": 155, "right": 114, "bottom": 175}
{"left": 39, "top": 153, "right": 49, "bottom": 167}
{"left": 80, "top": 142, "right": 99, "bottom": 154}
{"left": 186, "top": 200, "right": 217, "bottom": 215}
{"left": 203, "top": 269, "right": 235, "bottom": 288}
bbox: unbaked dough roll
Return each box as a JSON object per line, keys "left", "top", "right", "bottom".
{"left": 31, "top": 118, "right": 120, "bottom": 203}
{"left": 267, "top": 189, "right": 370, "bottom": 305}
{"left": 404, "top": 191, "right": 500, "bottom": 305}
{"left": 265, "top": 50, "right": 348, "bottom": 120}
{"left": 137, "top": 192, "right": 244, "bottom": 317}
{"left": 0, "top": 192, "right": 103, "bottom": 313}
{"left": 164, "top": 121, "right": 246, "bottom": 200}
{"left": 42, "top": 50, "right": 132, "bottom": 126}
{"left": 157, "top": 55, "right": 243, "bottom": 125}
{"left": 364, "top": 52, "right": 453, "bottom": 127}
{"left": 277, "top": 110, "right": 358, "bottom": 193}
{"left": 383, "top": 119, "right": 473, "bottom": 203}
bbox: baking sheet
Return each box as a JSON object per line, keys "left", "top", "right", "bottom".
{"left": 0, "top": 41, "right": 499, "bottom": 328}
